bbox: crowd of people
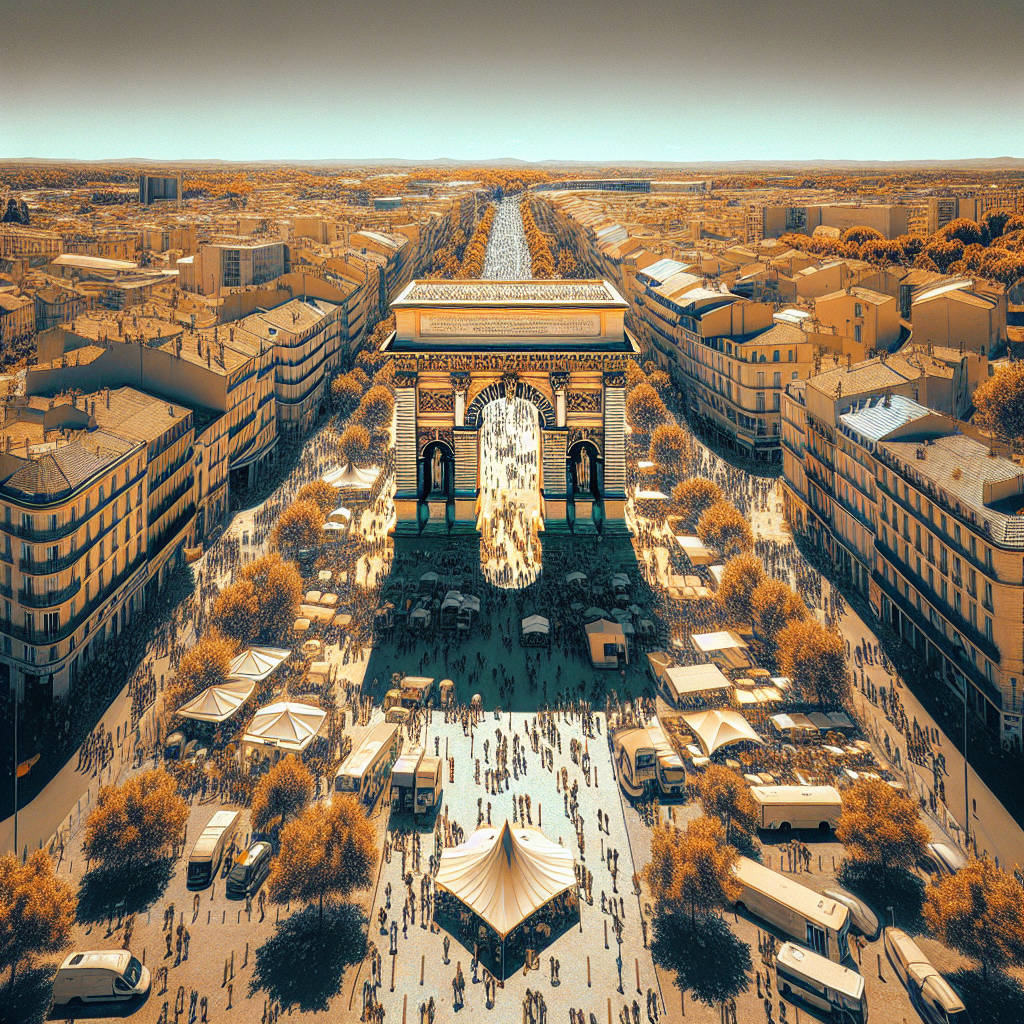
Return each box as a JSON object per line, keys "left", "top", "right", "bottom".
{"left": 482, "top": 196, "right": 533, "bottom": 280}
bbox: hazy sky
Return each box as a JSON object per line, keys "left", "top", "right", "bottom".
{"left": 2, "top": 0, "right": 1021, "bottom": 162}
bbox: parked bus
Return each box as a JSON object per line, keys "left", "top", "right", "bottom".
{"left": 750, "top": 785, "right": 843, "bottom": 832}
{"left": 732, "top": 856, "right": 851, "bottom": 962}
{"left": 414, "top": 755, "right": 442, "bottom": 814}
{"left": 187, "top": 810, "right": 240, "bottom": 890}
{"left": 647, "top": 717, "right": 686, "bottom": 796}
{"left": 612, "top": 728, "right": 657, "bottom": 798}
{"left": 335, "top": 722, "right": 401, "bottom": 805}
{"left": 776, "top": 942, "right": 868, "bottom": 1022}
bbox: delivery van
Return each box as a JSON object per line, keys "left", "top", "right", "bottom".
{"left": 750, "top": 785, "right": 843, "bottom": 832}
{"left": 52, "top": 949, "right": 151, "bottom": 1005}
{"left": 187, "top": 809, "right": 240, "bottom": 890}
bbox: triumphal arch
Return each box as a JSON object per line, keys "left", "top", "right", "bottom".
{"left": 383, "top": 279, "right": 640, "bottom": 538}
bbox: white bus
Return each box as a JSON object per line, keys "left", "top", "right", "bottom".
{"left": 335, "top": 722, "right": 401, "bottom": 805}
{"left": 647, "top": 717, "right": 686, "bottom": 796}
{"left": 187, "top": 810, "right": 240, "bottom": 890}
{"left": 732, "top": 856, "right": 851, "bottom": 962}
{"left": 612, "top": 728, "right": 657, "bottom": 798}
{"left": 776, "top": 942, "right": 868, "bottom": 1023}
{"left": 750, "top": 785, "right": 843, "bottom": 832}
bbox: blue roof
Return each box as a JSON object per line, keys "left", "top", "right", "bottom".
{"left": 839, "top": 395, "right": 933, "bottom": 442}
{"left": 640, "top": 258, "right": 691, "bottom": 284}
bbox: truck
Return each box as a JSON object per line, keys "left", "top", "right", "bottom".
{"left": 52, "top": 950, "right": 151, "bottom": 1005}
{"left": 749, "top": 785, "right": 843, "bottom": 832}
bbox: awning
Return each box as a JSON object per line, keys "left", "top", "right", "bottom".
{"left": 322, "top": 463, "right": 380, "bottom": 490}
{"left": 675, "top": 535, "right": 714, "bottom": 565}
{"left": 662, "top": 663, "right": 732, "bottom": 700}
{"left": 229, "top": 646, "right": 291, "bottom": 681}
{"left": 241, "top": 701, "right": 327, "bottom": 755}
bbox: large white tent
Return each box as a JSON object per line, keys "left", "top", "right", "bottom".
{"left": 240, "top": 701, "right": 326, "bottom": 761}
{"left": 176, "top": 678, "right": 256, "bottom": 723}
{"left": 660, "top": 663, "right": 732, "bottom": 704}
{"left": 435, "top": 821, "right": 577, "bottom": 943}
{"left": 229, "top": 646, "right": 291, "bottom": 681}
{"left": 322, "top": 463, "right": 380, "bottom": 491}
{"left": 682, "top": 708, "right": 765, "bottom": 756}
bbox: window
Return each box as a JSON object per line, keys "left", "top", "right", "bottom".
{"left": 756, "top": 393, "right": 765, "bottom": 412}
{"left": 772, "top": 350, "right": 780, "bottom": 362}
{"left": 855, "top": 302, "right": 863, "bottom": 317}
{"left": 757, "top": 371, "right": 765, "bottom": 387}
{"left": 984, "top": 581, "right": 993, "bottom": 610}
{"left": 985, "top": 616, "right": 993, "bottom": 642}
{"left": 788, "top": 349, "right": 794, "bottom": 362}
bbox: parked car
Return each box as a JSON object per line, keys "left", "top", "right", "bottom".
{"left": 919, "top": 842, "right": 968, "bottom": 878}
{"left": 823, "top": 887, "right": 880, "bottom": 940}
{"left": 226, "top": 841, "right": 273, "bottom": 899}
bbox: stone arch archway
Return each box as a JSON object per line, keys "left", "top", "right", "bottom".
{"left": 465, "top": 379, "right": 555, "bottom": 429}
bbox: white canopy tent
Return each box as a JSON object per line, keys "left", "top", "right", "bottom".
{"left": 661, "top": 663, "right": 733, "bottom": 704}
{"left": 682, "top": 708, "right": 765, "bottom": 756}
{"left": 691, "top": 630, "right": 752, "bottom": 669}
{"left": 435, "top": 821, "right": 578, "bottom": 947}
{"left": 322, "top": 463, "right": 380, "bottom": 491}
{"left": 176, "top": 678, "right": 256, "bottom": 723}
{"left": 585, "top": 618, "right": 628, "bottom": 668}
{"left": 240, "top": 701, "right": 327, "bottom": 761}
{"left": 229, "top": 646, "right": 291, "bottom": 682}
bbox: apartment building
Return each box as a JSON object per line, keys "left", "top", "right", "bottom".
{"left": 814, "top": 288, "right": 901, "bottom": 352}
{"left": 926, "top": 192, "right": 1022, "bottom": 235}
{"left": 239, "top": 298, "right": 343, "bottom": 437}
{"left": 0, "top": 294, "right": 35, "bottom": 345}
{"left": 141, "top": 224, "right": 197, "bottom": 253}
{"left": 834, "top": 396, "right": 1024, "bottom": 741}
{"left": 762, "top": 204, "right": 910, "bottom": 240}
{"left": 34, "top": 285, "right": 88, "bottom": 332}
{"left": 62, "top": 234, "right": 139, "bottom": 262}
{"left": 179, "top": 241, "right": 289, "bottom": 294}
{"left": 0, "top": 225, "right": 64, "bottom": 260}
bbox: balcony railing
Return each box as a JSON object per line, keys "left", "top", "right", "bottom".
{"left": 17, "top": 577, "right": 82, "bottom": 609}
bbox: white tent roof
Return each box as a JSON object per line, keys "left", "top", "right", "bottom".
{"left": 675, "top": 535, "right": 714, "bottom": 565}
{"left": 327, "top": 506, "right": 353, "bottom": 521}
{"left": 691, "top": 630, "right": 748, "bottom": 654}
{"left": 662, "top": 663, "right": 732, "bottom": 700}
{"left": 521, "top": 615, "right": 550, "bottom": 635}
{"left": 242, "top": 701, "right": 326, "bottom": 753}
{"left": 229, "top": 646, "right": 291, "bottom": 681}
{"left": 435, "top": 822, "right": 577, "bottom": 939}
{"left": 176, "top": 677, "right": 256, "bottom": 723}
{"left": 322, "top": 463, "right": 380, "bottom": 490}
{"left": 682, "top": 709, "right": 765, "bottom": 756}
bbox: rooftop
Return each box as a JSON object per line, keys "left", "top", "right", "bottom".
{"left": 394, "top": 279, "right": 626, "bottom": 307}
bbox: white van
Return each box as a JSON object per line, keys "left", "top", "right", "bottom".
{"left": 52, "top": 949, "right": 151, "bottom": 1005}
{"left": 776, "top": 942, "right": 867, "bottom": 1022}
{"left": 750, "top": 785, "right": 843, "bottom": 832}
{"left": 187, "top": 809, "right": 240, "bottom": 890}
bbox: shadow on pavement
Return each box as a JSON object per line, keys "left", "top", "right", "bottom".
{"left": 249, "top": 900, "right": 367, "bottom": 1012}
{"left": 650, "top": 911, "right": 752, "bottom": 1006}
{"left": 837, "top": 860, "right": 925, "bottom": 935}
{"left": 76, "top": 857, "right": 175, "bottom": 925}
{"left": 949, "top": 966, "right": 1024, "bottom": 1024}
{"left": 1, "top": 962, "right": 56, "bottom": 1024}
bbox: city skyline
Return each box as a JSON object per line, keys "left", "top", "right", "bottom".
{"left": 2, "top": 0, "right": 1022, "bottom": 163}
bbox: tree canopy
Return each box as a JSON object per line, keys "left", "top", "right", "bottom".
{"left": 339, "top": 424, "right": 372, "bottom": 466}
{"left": 625, "top": 383, "right": 668, "bottom": 435}
{"left": 649, "top": 424, "right": 692, "bottom": 474}
{"left": 697, "top": 766, "right": 759, "bottom": 845}
{"left": 251, "top": 756, "right": 315, "bottom": 834}
{"left": 697, "top": 501, "right": 753, "bottom": 559}
{"left": 211, "top": 579, "right": 260, "bottom": 646}
{"left": 273, "top": 499, "right": 325, "bottom": 554}
{"left": 836, "top": 779, "right": 930, "bottom": 873}
{"left": 330, "top": 373, "right": 364, "bottom": 417}
{"left": 169, "top": 629, "right": 237, "bottom": 709}
{"left": 82, "top": 769, "right": 189, "bottom": 869}
{"left": 750, "top": 579, "right": 807, "bottom": 654}
{"left": 776, "top": 618, "right": 849, "bottom": 708}
{"left": 296, "top": 480, "right": 340, "bottom": 516}
{"left": 238, "top": 552, "right": 303, "bottom": 642}
{"left": 0, "top": 851, "right": 76, "bottom": 994}
{"left": 974, "top": 362, "right": 1024, "bottom": 455}
{"left": 268, "top": 796, "right": 377, "bottom": 929}
{"left": 923, "top": 858, "right": 1024, "bottom": 979}
{"left": 356, "top": 385, "right": 394, "bottom": 433}
{"left": 717, "top": 554, "right": 767, "bottom": 625}
{"left": 670, "top": 478, "right": 723, "bottom": 533}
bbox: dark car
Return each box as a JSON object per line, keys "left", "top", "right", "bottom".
{"left": 225, "top": 842, "right": 272, "bottom": 899}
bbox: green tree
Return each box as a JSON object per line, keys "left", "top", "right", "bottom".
{"left": 697, "top": 500, "right": 753, "bottom": 559}
{"left": 251, "top": 756, "right": 315, "bottom": 834}
{"left": 0, "top": 851, "right": 76, "bottom": 996}
{"left": 923, "top": 859, "right": 1024, "bottom": 980}
{"left": 239, "top": 553, "right": 303, "bottom": 642}
{"left": 625, "top": 383, "right": 668, "bottom": 435}
{"left": 697, "top": 766, "right": 759, "bottom": 845}
{"left": 776, "top": 618, "right": 849, "bottom": 707}
{"left": 836, "top": 779, "right": 929, "bottom": 873}
{"left": 669, "top": 478, "right": 723, "bottom": 533}
{"left": 645, "top": 816, "right": 740, "bottom": 924}
{"left": 82, "top": 769, "right": 189, "bottom": 870}
{"left": 268, "top": 797, "right": 377, "bottom": 930}
{"left": 717, "top": 553, "right": 767, "bottom": 625}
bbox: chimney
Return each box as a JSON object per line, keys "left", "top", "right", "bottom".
{"left": 90, "top": 401, "right": 96, "bottom": 416}
{"left": 105, "top": 389, "right": 110, "bottom": 409}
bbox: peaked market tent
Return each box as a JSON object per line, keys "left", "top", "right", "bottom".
{"left": 176, "top": 678, "right": 256, "bottom": 723}
{"left": 322, "top": 463, "right": 381, "bottom": 491}
{"left": 240, "top": 701, "right": 327, "bottom": 763}
{"left": 229, "top": 646, "right": 291, "bottom": 682}
{"left": 434, "top": 821, "right": 579, "bottom": 978}
{"left": 682, "top": 708, "right": 765, "bottom": 756}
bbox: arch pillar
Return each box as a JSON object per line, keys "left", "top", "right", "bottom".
{"left": 393, "top": 369, "right": 420, "bottom": 535}
{"left": 541, "top": 429, "right": 569, "bottom": 530}
{"left": 452, "top": 426, "right": 480, "bottom": 532}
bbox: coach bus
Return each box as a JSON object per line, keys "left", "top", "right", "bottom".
{"left": 335, "top": 723, "right": 402, "bottom": 806}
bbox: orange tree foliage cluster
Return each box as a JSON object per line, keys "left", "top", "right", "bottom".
{"left": 717, "top": 553, "right": 767, "bottom": 625}
{"left": 836, "top": 778, "right": 930, "bottom": 873}
{"left": 776, "top": 617, "right": 849, "bottom": 708}
{"left": 273, "top": 499, "right": 325, "bottom": 554}
{"left": 458, "top": 204, "right": 496, "bottom": 277}
{"left": 625, "top": 382, "right": 669, "bottom": 436}
{"left": 669, "top": 478, "right": 724, "bottom": 532}
{"left": 974, "top": 362, "right": 1024, "bottom": 455}
{"left": 521, "top": 201, "right": 555, "bottom": 278}
{"left": 697, "top": 500, "right": 753, "bottom": 559}
{"left": 211, "top": 552, "right": 302, "bottom": 646}
{"left": 167, "top": 629, "right": 237, "bottom": 709}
